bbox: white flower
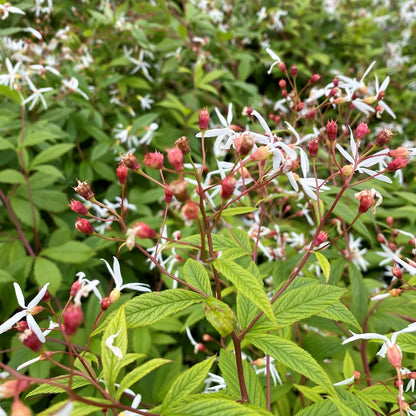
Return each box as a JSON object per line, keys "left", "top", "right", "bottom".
{"left": 21, "top": 77, "right": 53, "bottom": 110}
{"left": 73, "top": 273, "right": 101, "bottom": 305}
{"left": 376, "top": 244, "right": 416, "bottom": 275}
{"left": 105, "top": 329, "right": 123, "bottom": 360}
{"left": 0, "top": 58, "right": 21, "bottom": 88}
{"left": 138, "top": 94, "right": 154, "bottom": 110}
{"left": 185, "top": 326, "right": 202, "bottom": 354}
{"left": 124, "top": 47, "right": 153, "bottom": 81}
{"left": 0, "top": 283, "right": 49, "bottom": 342}
{"left": 101, "top": 257, "right": 151, "bottom": 293}
{"left": 62, "top": 77, "right": 89, "bottom": 100}
{"left": 265, "top": 48, "right": 282, "bottom": 74}
{"left": 347, "top": 234, "right": 369, "bottom": 271}
{"left": 0, "top": 3, "right": 25, "bottom": 19}
{"left": 204, "top": 373, "right": 227, "bottom": 393}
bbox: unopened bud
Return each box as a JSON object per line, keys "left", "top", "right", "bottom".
{"left": 328, "top": 88, "right": 337, "bottom": 97}
{"left": 199, "top": 107, "right": 210, "bottom": 130}
{"left": 234, "top": 133, "right": 254, "bottom": 156}
{"left": 375, "top": 127, "right": 394, "bottom": 147}
{"left": 116, "top": 163, "right": 128, "bottom": 183}
{"left": 144, "top": 152, "right": 164, "bottom": 169}
{"left": 181, "top": 201, "right": 199, "bottom": 220}
{"left": 167, "top": 147, "right": 184, "bottom": 172}
{"left": 308, "top": 138, "right": 319, "bottom": 157}
{"left": 134, "top": 222, "right": 157, "bottom": 239}
{"left": 75, "top": 217, "right": 94, "bottom": 235}
{"left": 169, "top": 180, "right": 189, "bottom": 202}
{"left": 175, "top": 136, "right": 191, "bottom": 154}
{"left": 19, "top": 329, "right": 42, "bottom": 352}
{"left": 14, "top": 321, "right": 28, "bottom": 331}
{"left": 11, "top": 398, "right": 31, "bottom": 416}
{"left": 220, "top": 176, "right": 237, "bottom": 200}
{"left": 278, "top": 62, "right": 287, "bottom": 73}
{"left": 377, "top": 233, "right": 387, "bottom": 244}
{"left": 278, "top": 79, "right": 286, "bottom": 89}
{"left": 389, "top": 147, "right": 409, "bottom": 158}
{"left": 290, "top": 65, "right": 298, "bottom": 77}
{"left": 386, "top": 343, "right": 402, "bottom": 369}
{"left": 73, "top": 180, "right": 94, "bottom": 200}
{"left": 164, "top": 188, "right": 173, "bottom": 203}
{"left": 326, "top": 119, "right": 338, "bottom": 140}
{"left": 306, "top": 109, "right": 316, "bottom": 119}
{"left": 68, "top": 199, "right": 88, "bottom": 215}
{"left": 202, "top": 334, "right": 214, "bottom": 342}
{"left": 387, "top": 156, "right": 409, "bottom": 172}
{"left": 309, "top": 73, "right": 321, "bottom": 83}
{"left": 63, "top": 304, "right": 83, "bottom": 335}
{"left": 389, "top": 288, "right": 402, "bottom": 297}
{"left": 314, "top": 232, "right": 328, "bottom": 246}
{"left": 341, "top": 164, "right": 354, "bottom": 176}
{"left": 333, "top": 78, "right": 339, "bottom": 87}
{"left": 355, "top": 190, "right": 375, "bottom": 213}
{"left": 101, "top": 288, "right": 121, "bottom": 311}
{"left": 121, "top": 153, "right": 141, "bottom": 171}
{"left": 250, "top": 146, "right": 270, "bottom": 161}
{"left": 356, "top": 122, "right": 370, "bottom": 139}
{"left": 296, "top": 102, "right": 304, "bottom": 112}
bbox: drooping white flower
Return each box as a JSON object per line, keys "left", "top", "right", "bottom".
{"left": 0, "top": 283, "right": 49, "bottom": 342}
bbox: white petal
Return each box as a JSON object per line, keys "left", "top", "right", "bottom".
{"left": 336, "top": 144, "right": 354, "bottom": 164}
{"left": 28, "top": 283, "right": 50, "bottom": 309}
{"left": 13, "top": 282, "right": 26, "bottom": 308}
{"left": 333, "top": 374, "right": 356, "bottom": 386}
{"left": 378, "top": 100, "right": 396, "bottom": 119}
{"left": 252, "top": 110, "right": 272, "bottom": 137}
{"left": 226, "top": 103, "right": 233, "bottom": 125}
{"left": 101, "top": 257, "right": 119, "bottom": 287}
{"left": 286, "top": 171, "right": 299, "bottom": 192}
{"left": 361, "top": 61, "right": 376, "bottom": 83}
{"left": 0, "top": 310, "right": 27, "bottom": 334}
{"left": 379, "top": 75, "right": 390, "bottom": 92}
{"left": 299, "top": 148, "right": 309, "bottom": 178}
{"left": 27, "top": 313, "right": 45, "bottom": 343}
{"left": 120, "top": 283, "right": 151, "bottom": 292}
{"left": 214, "top": 107, "right": 228, "bottom": 127}
{"left": 342, "top": 331, "right": 389, "bottom": 345}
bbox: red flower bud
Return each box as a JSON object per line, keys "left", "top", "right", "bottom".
{"left": 278, "top": 79, "right": 286, "bottom": 89}
{"left": 386, "top": 343, "right": 402, "bottom": 369}
{"left": 116, "top": 163, "right": 128, "bottom": 183}
{"left": 309, "top": 73, "right": 321, "bottom": 83}
{"left": 181, "top": 201, "right": 199, "bottom": 220}
{"left": 134, "top": 222, "right": 157, "bottom": 239}
{"left": 70, "top": 281, "right": 82, "bottom": 296}
{"left": 19, "top": 329, "right": 43, "bottom": 352}
{"left": 167, "top": 147, "right": 183, "bottom": 172}
{"left": 11, "top": 398, "right": 31, "bottom": 416}
{"left": 333, "top": 77, "right": 339, "bottom": 87}
{"left": 164, "top": 188, "right": 173, "bottom": 203}
{"left": 387, "top": 216, "right": 393, "bottom": 227}
{"left": 63, "top": 304, "right": 83, "bottom": 335}
{"left": 75, "top": 217, "right": 94, "bottom": 235}
{"left": 375, "top": 127, "right": 394, "bottom": 147}
{"left": 290, "top": 65, "right": 298, "bottom": 77}
{"left": 328, "top": 88, "right": 337, "bottom": 97}
{"left": 308, "top": 138, "right": 319, "bottom": 157}
{"left": 391, "top": 266, "right": 402, "bottom": 280}
{"left": 389, "top": 147, "right": 409, "bottom": 158}
{"left": 144, "top": 152, "right": 164, "bottom": 169}
{"left": 387, "top": 156, "right": 409, "bottom": 172}
{"left": 278, "top": 62, "right": 287, "bottom": 73}
{"left": 234, "top": 133, "right": 254, "bottom": 156}
{"left": 296, "top": 102, "right": 304, "bottom": 112}
{"left": 14, "top": 321, "right": 28, "bottom": 331}
{"left": 199, "top": 107, "right": 210, "bottom": 130}
{"left": 356, "top": 122, "right": 370, "bottom": 139}
{"left": 220, "top": 176, "right": 237, "bottom": 200}
{"left": 101, "top": 296, "right": 112, "bottom": 311}
{"left": 326, "top": 119, "right": 338, "bottom": 140}
{"left": 314, "top": 232, "right": 328, "bottom": 246}
{"left": 355, "top": 189, "right": 375, "bottom": 213}
{"left": 377, "top": 233, "right": 387, "bottom": 244}
{"left": 306, "top": 109, "right": 316, "bottom": 120}
{"left": 73, "top": 180, "right": 94, "bottom": 200}
{"left": 121, "top": 153, "right": 141, "bottom": 171}
{"left": 68, "top": 199, "right": 88, "bottom": 215}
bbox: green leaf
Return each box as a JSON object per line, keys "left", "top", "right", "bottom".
{"left": 218, "top": 350, "right": 266, "bottom": 408}
{"left": 10, "top": 196, "right": 40, "bottom": 228}
{"left": 316, "top": 302, "right": 361, "bottom": 331}
{"left": 314, "top": 252, "right": 331, "bottom": 282}
{"left": 254, "top": 284, "right": 345, "bottom": 331}
{"left": 183, "top": 259, "right": 212, "bottom": 295}
{"left": 348, "top": 263, "right": 368, "bottom": 324}
{"left": 162, "top": 356, "right": 216, "bottom": 411}
{"left": 26, "top": 376, "right": 90, "bottom": 397}
{"left": 221, "top": 206, "right": 258, "bottom": 217}
{"left": 0, "top": 169, "right": 25, "bottom": 184}
{"left": 32, "top": 189, "right": 67, "bottom": 212}
{"left": 247, "top": 333, "right": 336, "bottom": 396}
{"left": 0, "top": 270, "right": 14, "bottom": 284}
{"left": 295, "top": 400, "right": 339, "bottom": 416}
{"left": 116, "top": 358, "right": 171, "bottom": 399}
{"left": 0, "top": 137, "right": 14, "bottom": 150}
{"left": 204, "top": 297, "right": 237, "bottom": 337}
{"left": 164, "top": 395, "right": 271, "bottom": 416}
{"left": 101, "top": 306, "right": 127, "bottom": 395}
{"left": 329, "top": 397, "right": 360, "bottom": 416}
{"left": 213, "top": 258, "right": 276, "bottom": 326}
{"left": 357, "top": 384, "right": 397, "bottom": 404}
{"left": 31, "top": 143, "right": 75, "bottom": 167}
{"left": 34, "top": 257, "right": 62, "bottom": 295}
{"left": 293, "top": 384, "right": 324, "bottom": 403}
{"left": 92, "top": 290, "right": 205, "bottom": 335}
{"left": 37, "top": 398, "right": 111, "bottom": 416}
{"left": 343, "top": 350, "right": 355, "bottom": 380}
{"left": 41, "top": 241, "right": 96, "bottom": 264}
{"left": 0, "top": 85, "right": 21, "bottom": 104}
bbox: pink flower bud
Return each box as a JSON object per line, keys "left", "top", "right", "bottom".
{"left": 386, "top": 343, "right": 402, "bottom": 368}
{"left": 387, "top": 216, "right": 393, "bottom": 227}
{"left": 333, "top": 77, "right": 339, "bottom": 87}
{"left": 19, "top": 329, "right": 42, "bottom": 352}
{"left": 375, "top": 127, "right": 394, "bottom": 147}
{"left": 290, "top": 65, "right": 298, "bottom": 77}
{"left": 387, "top": 156, "right": 409, "bottom": 171}
{"left": 0, "top": 379, "right": 31, "bottom": 399}
{"left": 377, "top": 233, "right": 387, "bottom": 244}
{"left": 250, "top": 146, "right": 270, "bottom": 161}
{"left": 278, "top": 79, "right": 286, "bottom": 89}
{"left": 169, "top": 180, "right": 189, "bottom": 202}
{"left": 144, "top": 152, "right": 164, "bottom": 169}
{"left": 308, "top": 138, "right": 319, "bottom": 157}
{"left": 73, "top": 180, "right": 94, "bottom": 200}
{"left": 11, "top": 398, "right": 31, "bottom": 416}
{"left": 134, "top": 222, "right": 157, "bottom": 239}
{"left": 199, "top": 107, "right": 210, "bottom": 130}
{"left": 164, "top": 188, "right": 173, "bottom": 203}
{"left": 70, "top": 281, "right": 82, "bottom": 296}
{"left": 68, "top": 199, "right": 88, "bottom": 215}
{"left": 234, "top": 133, "right": 254, "bottom": 156}
{"left": 167, "top": 147, "right": 183, "bottom": 172}
{"left": 314, "top": 232, "right": 328, "bottom": 246}
{"left": 389, "top": 147, "right": 409, "bottom": 158}
{"left": 220, "top": 176, "right": 237, "bottom": 200}
{"left": 309, "top": 73, "right": 321, "bottom": 83}
{"left": 328, "top": 88, "right": 337, "bottom": 97}
{"left": 356, "top": 122, "right": 370, "bottom": 139}
{"left": 75, "top": 217, "right": 94, "bottom": 235}
{"left": 306, "top": 109, "right": 316, "bottom": 120}
{"left": 14, "top": 321, "right": 28, "bottom": 331}
{"left": 326, "top": 119, "right": 338, "bottom": 140}
{"left": 63, "top": 304, "right": 83, "bottom": 335}
{"left": 278, "top": 62, "right": 287, "bottom": 73}
{"left": 116, "top": 163, "right": 128, "bottom": 183}
{"left": 181, "top": 201, "right": 199, "bottom": 220}
{"left": 355, "top": 190, "right": 375, "bottom": 213}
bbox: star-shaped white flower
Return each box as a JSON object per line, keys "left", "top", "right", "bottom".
{"left": 0, "top": 282, "right": 49, "bottom": 342}
{"left": 101, "top": 257, "right": 151, "bottom": 293}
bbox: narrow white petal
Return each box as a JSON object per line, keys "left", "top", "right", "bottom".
{"left": 252, "top": 110, "right": 272, "bottom": 137}
{"left": 13, "top": 282, "right": 26, "bottom": 308}
{"left": 379, "top": 75, "right": 390, "bottom": 92}
{"left": 361, "top": 61, "right": 376, "bottom": 83}
{"left": 112, "top": 257, "right": 123, "bottom": 287}
{"left": 28, "top": 283, "right": 50, "bottom": 309}
{"left": 342, "top": 332, "right": 389, "bottom": 345}
{"left": 336, "top": 144, "right": 354, "bottom": 164}
{"left": 0, "top": 310, "right": 27, "bottom": 334}
{"left": 27, "top": 314, "right": 45, "bottom": 343}
{"left": 226, "top": 103, "right": 233, "bottom": 125}
{"left": 286, "top": 171, "right": 299, "bottom": 192}
{"left": 120, "top": 283, "right": 151, "bottom": 292}
{"left": 17, "top": 357, "right": 41, "bottom": 371}
{"left": 214, "top": 107, "right": 228, "bottom": 127}
{"left": 333, "top": 374, "right": 356, "bottom": 386}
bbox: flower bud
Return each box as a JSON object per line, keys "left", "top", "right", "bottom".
{"left": 220, "top": 176, "right": 237, "bottom": 200}
{"left": 101, "top": 289, "right": 121, "bottom": 311}
{"left": 250, "top": 146, "right": 270, "bottom": 161}
{"left": 355, "top": 190, "right": 375, "bottom": 213}
{"left": 278, "top": 62, "right": 287, "bottom": 73}
{"left": 116, "top": 163, "right": 128, "bottom": 184}
{"left": 169, "top": 180, "right": 189, "bottom": 202}
{"left": 375, "top": 127, "right": 394, "bottom": 147}
{"left": 387, "top": 156, "right": 409, "bottom": 172}
{"left": 278, "top": 79, "right": 286, "bottom": 89}
{"left": 341, "top": 164, "right": 354, "bottom": 176}
{"left": 164, "top": 188, "right": 173, "bottom": 203}
{"left": 167, "top": 147, "right": 184, "bottom": 172}
{"left": 326, "top": 119, "right": 338, "bottom": 140}
{"left": 389, "top": 288, "right": 402, "bottom": 297}
{"left": 70, "top": 281, "right": 82, "bottom": 296}
{"left": 387, "top": 216, "right": 393, "bottom": 227}
{"left": 73, "top": 180, "right": 94, "bottom": 200}
{"left": 63, "top": 304, "right": 83, "bottom": 335}
{"left": 68, "top": 199, "right": 88, "bottom": 215}
{"left": 134, "top": 222, "right": 157, "bottom": 239}
{"left": 175, "top": 136, "right": 191, "bottom": 154}
{"left": 309, "top": 73, "right": 321, "bottom": 83}
{"left": 144, "top": 152, "right": 164, "bottom": 169}
{"left": 356, "top": 122, "right": 370, "bottom": 139}
{"left": 242, "top": 106, "right": 253, "bottom": 116}
{"left": 122, "top": 153, "right": 141, "bottom": 171}
{"left": 306, "top": 109, "right": 316, "bottom": 120}
{"left": 0, "top": 379, "right": 31, "bottom": 399}
{"left": 19, "top": 329, "right": 42, "bottom": 352}
{"left": 389, "top": 147, "right": 409, "bottom": 158}
{"left": 234, "top": 133, "right": 254, "bottom": 156}
{"left": 199, "top": 107, "right": 210, "bottom": 130}
{"left": 181, "top": 201, "right": 199, "bottom": 220}
{"left": 314, "top": 232, "right": 328, "bottom": 246}
{"left": 308, "top": 138, "right": 319, "bottom": 157}
{"left": 386, "top": 343, "right": 402, "bottom": 369}
{"left": 290, "top": 65, "right": 298, "bottom": 77}
{"left": 328, "top": 88, "right": 337, "bottom": 98}
{"left": 202, "top": 334, "right": 214, "bottom": 342}
{"left": 377, "top": 233, "right": 387, "bottom": 244}
{"left": 11, "top": 398, "right": 31, "bottom": 416}
{"left": 41, "top": 287, "right": 50, "bottom": 303}
{"left": 296, "top": 102, "right": 304, "bottom": 112}
{"left": 14, "top": 321, "right": 28, "bottom": 331}
{"left": 75, "top": 217, "right": 94, "bottom": 235}
{"left": 333, "top": 77, "right": 339, "bottom": 87}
